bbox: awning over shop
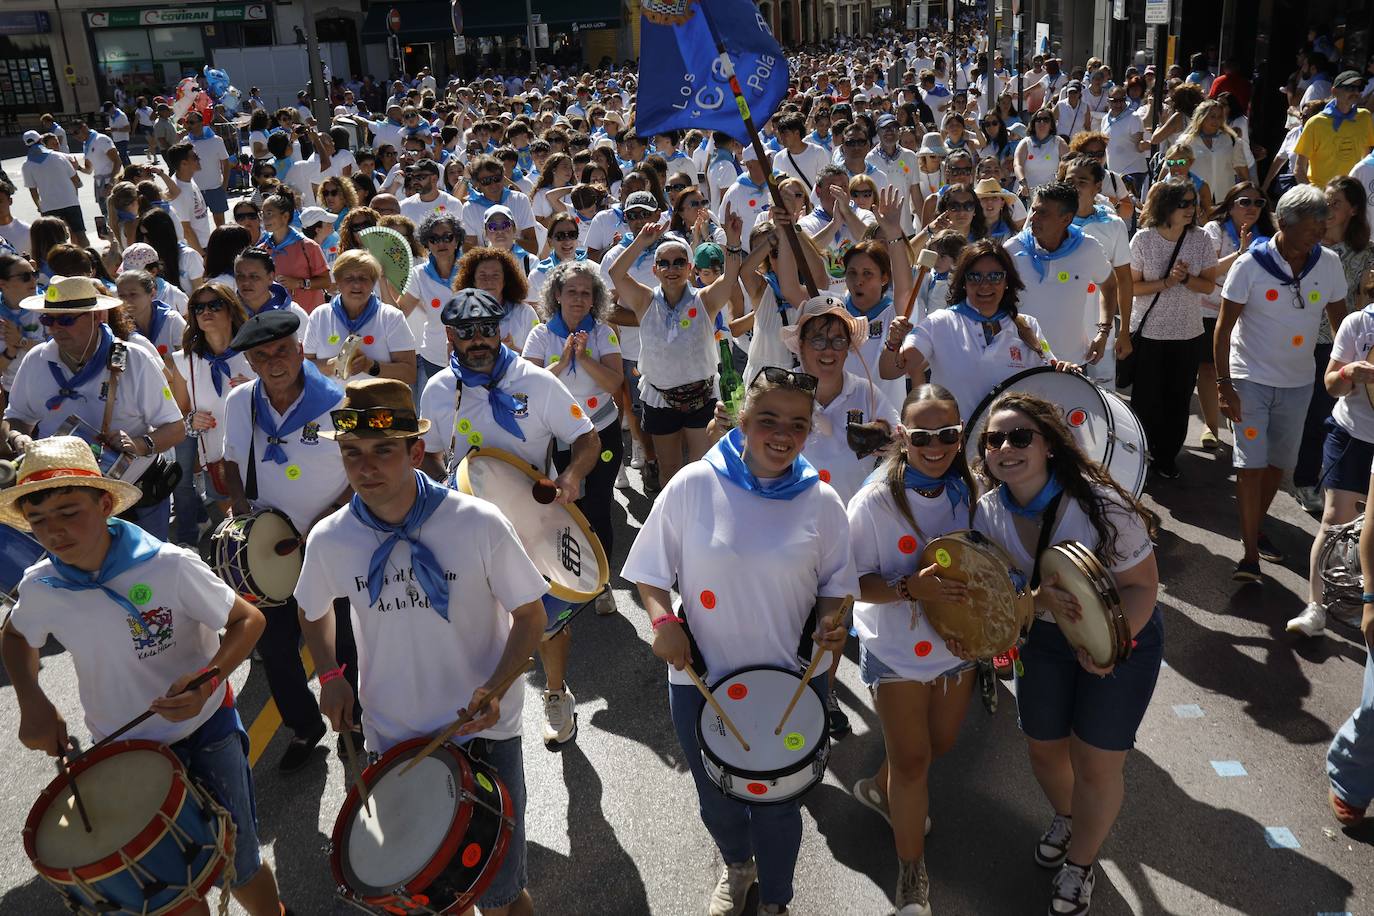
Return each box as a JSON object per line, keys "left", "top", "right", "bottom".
{"left": 362, "top": 0, "right": 621, "bottom": 40}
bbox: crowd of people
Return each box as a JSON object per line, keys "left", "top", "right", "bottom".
{"left": 1, "top": 21, "right": 1373, "bottom": 916}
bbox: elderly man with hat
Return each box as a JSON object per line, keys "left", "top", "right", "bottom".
{"left": 0, "top": 436, "right": 294, "bottom": 915}
{"left": 867, "top": 113, "right": 922, "bottom": 228}
{"left": 420, "top": 288, "right": 597, "bottom": 747}
{"left": 221, "top": 308, "right": 360, "bottom": 770}
{"left": 298, "top": 378, "right": 546, "bottom": 916}
{"left": 1295, "top": 70, "right": 1374, "bottom": 189}
{"left": 3, "top": 277, "right": 186, "bottom": 538}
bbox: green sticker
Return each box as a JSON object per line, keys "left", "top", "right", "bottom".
{"left": 935, "top": 548, "right": 952, "bottom": 568}
{"left": 607, "top": 333, "right": 619, "bottom": 345}
{"left": 285, "top": 464, "right": 302, "bottom": 480}
{"left": 557, "top": 608, "right": 572, "bottom": 620}
{"left": 468, "top": 432, "right": 483, "bottom": 446}
{"left": 784, "top": 732, "right": 806, "bottom": 751}
{"left": 457, "top": 419, "right": 472, "bottom": 433}
{"left": 584, "top": 348, "right": 593, "bottom": 358}
{"left": 476, "top": 772, "right": 494, "bottom": 793}
{"left": 600, "top": 449, "right": 614, "bottom": 463}
{"left": 1308, "top": 290, "right": 1321, "bottom": 304}
{"left": 161, "top": 387, "right": 172, "bottom": 400}
{"left": 1056, "top": 271, "right": 1071, "bottom": 283}
{"left": 679, "top": 318, "right": 691, "bottom": 328}
{"left": 531, "top": 316, "right": 540, "bottom": 326}
{"left": 328, "top": 333, "right": 341, "bottom": 345}
{"left": 128, "top": 583, "right": 153, "bottom": 605}
{"left": 549, "top": 355, "right": 560, "bottom": 364}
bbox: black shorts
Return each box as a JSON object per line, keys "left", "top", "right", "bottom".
{"left": 44, "top": 205, "right": 86, "bottom": 235}
{"left": 642, "top": 399, "right": 716, "bottom": 436}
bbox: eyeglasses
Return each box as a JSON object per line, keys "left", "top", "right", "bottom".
{"left": 330, "top": 406, "right": 420, "bottom": 433}
{"left": 805, "top": 334, "right": 851, "bottom": 351}
{"left": 750, "top": 366, "right": 819, "bottom": 392}
{"left": 477, "top": 174, "right": 503, "bottom": 186}
{"left": 945, "top": 200, "right": 977, "bottom": 212}
{"left": 655, "top": 257, "right": 689, "bottom": 270}
{"left": 1165, "top": 158, "right": 1189, "bottom": 167}
{"left": 552, "top": 229, "right": 579, "bottom": 241}
{"left": 982, "top": 427, "right": 1041, "bottom": 450}
{"left": 1081, "top": 147, "right": 1106, "bottom": 158}
{"left": 452, "top": 320, "right": 501, "bottom": 340}
{"left": 426, "top": 232, "right": 458, "bottom": 244}
{"left": 322, "top": 189, "right": 341, "bottom": 197}
{"left": 4, "top": 270, "right": 35, "bottom": 282}
{"left": 485, "top": 219, "right": 514, "bottom": 232}
{"left": 844, "top": 139, "right": 869, "bottom": 147}
{"left": 908, "top": 424, "right": 962, "bottom": 446}
{"left": 852, "top": 189, "right": 876, "bottom": 198}
{"left": 965, "top": 270, "right": 1006, "bottom": 285}
{"left": 39, "top": 313, "right": 83, "bottom": 328}
{"left": 349, "top": 221, "right": 376, "bottom": 231}
{"left": 190, "top": 299, "right": 224, "bottom": 315}
{"left": 1234, "top": 197, "right": 1264, "bottom": 208}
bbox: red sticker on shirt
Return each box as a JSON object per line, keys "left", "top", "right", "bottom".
{"left": 700, "top": 590, "right": 717, "bottom": 609}
{"left": 156, "top": 344, "right": 167, "bottom": 354}
{"left": 431, "top": 298, "right": 441, "bottom": 308}
{"left": 687, "top": 308, "right": 698, "bottom": 318}
{"left": 587, "top": 396, "right": 598, "bottom": 409}
{"left": 898, "top": 535, "right": 918, "bottom": 554}
{"left": 818, "top": 469, "right": 831, "bottom": 483}
{"left": 1291, "top": 335, "right": 1304, "bottom": 347}
{"left": 914, "top": 641, "right": 933, "bottom": 657}
{"left": 363, "top": 335, "right": 375, "bottom": 345}
{"left": 749, "top": 199, "right": 757, "bottom": 207}
{"left": 727, "top": 683, "right": 748, "bottom": 700}
{"left": 1265, "top": 289, "right": 1278, "bottom": 301}
{"left": 1086, "top": 283, "right": 1097, "bottom": 293}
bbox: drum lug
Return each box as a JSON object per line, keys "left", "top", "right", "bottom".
{"left": 718, "top": 771, "right": 734, "bottom": 795}
{"left": 323, "top": 839, "right": 335, "bottom": 856}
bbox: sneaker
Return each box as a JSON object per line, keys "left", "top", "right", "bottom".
{"left": 1329, "top": 787, "right": 1367, "bottom": 826}
{"left": 1257, "top": 534, "right": 1284, "bottom": 563}
{"left": 1200, "top": 429, "right": 1220, "bottom": 450}
{"left": 643, "top": 460, "right": 661, "bottom": 495}
{"left": 278, "top": 723, "right": 326, "bottom": 773}
{"left": 595, "top": 590, "right": 617, "bottom": 616}
{"left": 1034, "top": 814, "right": 1073, "bottom": 868}
{"left": 542, "top": 687, "right": 577, "bottom": 745}
{"left": 827, "top": 691, "right": 852, "bottom": 740}
{"left": 1286, "top": 602, "right": 1327, "bottom": 637}
{"left": 615, "top": 464, "right": 632, "bottom": 489}
{"left": 1232, "top": 560, "right": 1262, "bottom": 583}
{"left": 895, "top": 856, "right": 932, "bottom": 916}
{"left": 852, "top": 776, "right": 892, "bottom": 825}
{"left": 630, "top": 440, "right": 646, "bottom": 470}
{"left": 705, "top": 858, "right": 756, "bottom": 916}
{"left": 1293, "top": 485, "right": 1324, "bottom": 514}
{"left": 1152, "top": 461, "right": 1180, "bottom": 480}
{"left": 1048, "top": 862, "right": 1095, "bottom": 915}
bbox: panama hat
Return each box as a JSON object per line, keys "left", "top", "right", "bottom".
{"left": 780, "top": 295, "right": 869, "bottom": 355}
{"left": 0, "top": 436, "right": 142, "bottom": 530}
{"left": 916, "top": 132, "right": 949, "bottom": 157}
{"left": 320, "top": 378, "right": 430, "bottom": 440}
{"left": 974, "top": 178, "right": 1020, "bottom": 208}
{"left": 20, "top": 276, "right": 121, "bottom": 314}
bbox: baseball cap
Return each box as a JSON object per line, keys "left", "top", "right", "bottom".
{"left": 693, "top": 243, "right": 724, "bottom": 269}
{"left": 740, "top": 144, "right": 761, "bottom": 163}
{"left": 624, "top": 191, "right": 660, "bottom": 215}
{"left": 1334, "top": 70, "right": 1367, "bottom": 90}
{"left": 298, "top": 206, "right": 332, "bottom": 229}
{"left": 876, "top": 113, "right": 898, "bottom": 129}
{"left": 22, "top": 130, "right": 40, "bottom": 146}
{"left": 407, "top": 158, "right": 441, "bottom": 176}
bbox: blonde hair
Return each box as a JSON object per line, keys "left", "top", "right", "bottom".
{"left": 1181, "top": 99, "right": 1239, "bottom": 145}
{"left": 330, "top": 248, "right": 382, "bottom": 283}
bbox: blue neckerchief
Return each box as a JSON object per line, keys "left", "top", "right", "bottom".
{"left": 737, "top": 174, "right": 765, "bottom": 192}
{"left": 423, "top": 255, "right": 455, "bottom": 287}
{"left": 203, "top": 346, "right": 239, "bottom": 396}
{"left": 547, "top": 311, "right": 596, "bottom": 374}
{"left": 762, "top": 272, "right": 794, "bottom": 322}
{"left": 619, "top": 230, "right": 661, "bottom": 269}
{"left": 193, "top": 127, "right": 215, "bottom": 140}
{"left": 845, "top": 291, "right": 893, "bottom": 322}
{"left": 999, "top": 474, "right": 1063, "bottom": 518}
{"left": 476, "top": 187, "right": 512, "bottom": 210}
{"left": 332, "top": 206, "right": 352, "bottom": 232}
{"left": 809, "top": 130, "right": 832, "bottom": 150}
{"left": 1250, "top": 236, "right": 1322, "bottom": 288}
{"left": 950, "top": 300, "right": 1010, "bottom": 325}
{"left": 1072, "top": 205, "right": 1114, "bottom": 226}
{"left": 1013, "top": 226, "right": 1085, "bottom": 281}
{"left": 451, "top": 344, "right": 525, "bottom": 441}
{"left": 252, "top": 361, "right": 343, "bottom": 463}
{"left": 82, "top": 131, "right": 97, "bottom": 155}
{"left": 988, "top": 220, "right": 1013, "bottom": 240}
{"left": 710, "top": 149, "right": 739, "bottom": 175}
{"left": 811, "top": 206, "right": 832, "bottom": 223}
{"left": 539, "top": 250, "right": 587, "bottom": 270}
{"left": 262, "top": 227, "right": 305, "bottom": 254}
{"left": 39, "top": 519, "right": 162, "bottom": 630}
{"left": 115, "top": 208, "right": 138, "bottom": 223}
{"left": 903, "top": 465, "right": 970, "bottom": 511}
{"left": 663, "top": 150, "right": 690, "bottom": 162}
{"left": 146, "top": 299, "right": 174, "bottom": 349}
{"left": 1030, "top": 130, "right": 1055, "bottom": 149}
{"left": 515, "top": 145, "right": 533, "bottom": 172}
{"left": 1222, "top": 218, "right": 1241, "bottom": 250}
{"left": 331, "top": 293, "right": 380, "bottom": 336}
{"left": 350, "top": 469, "right": 452, "bottom": 619}
{"left": 1324, "top": 100, "right": 1358, "bottom": 132}
{"left": 704, "top": 427, "right": 820, "bottom": 500}
{"left": 25, "top": 143, "right": 49, "bottom": 164}
{"left": 244, "top": 282, "right": 292, "bottom": 316}
{"left": 46, "top": 323, "right": 113, "bottom": 412}
{"left": 274, "top": 155, "right": 295, "bottom": 180}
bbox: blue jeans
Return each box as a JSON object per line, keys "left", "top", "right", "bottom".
{"left": 172, "top": 438, "right": 205, "bottom": 545}
{"left": 1328, "top": 648, "right": 1374, "bottom": 809}
{"left": 668, "top": 682, "right": 804, "bottom": 907}
{"left": 469, "top": 736, "right": 527, "bottom": 909}
{"left": 128, "top": 494, "right": 170, "bottom": 541}
{"left": 170, "top": 707, "right": 262, "bottom": 887}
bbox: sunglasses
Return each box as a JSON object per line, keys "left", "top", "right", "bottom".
{"left": 552, "top": 230, "right": 580, "bottom": 241}
{"left": 1234, "top": 197, "right": 1264, "bottom": 207}
{"left": 452, "top": 320, "right": 501, "bottom": 340}
{"left": 982, "top": 427, "right": 1041, "bottom": 450}
{"left": 805, "top": 334, "right": 851, "bottom": 351}
{"left": 1165, "top": 158, "right": 1190, "bottom": 167}
{"left": 330, "top": 406, "right": 420, "bottom": 434}
{"left": 322, "top": 188, "right": 342, "bottom": 197}
{"left": 965, "top": 270, "right": 1006, "bottom": 285}
{"left": 234, "top": 211, "right": 258, "bottom": 221}
{"left": 908, "top": 424, "right": 962, "bottom": 446}
{"left": 1180, "top": 197, "right": 1197, "bottom": 207}
{"left": 39, "top": 313, "right": 83, "bottom": 328}
{"left": 665, "top": 184, "right": 689, "bottom": 193}
{"left": 844, "top": 139, "right": 869, "bottom": 147}
{"left": 947, "top": 166, "right": 973, "bottom": 175}
{"left": 5, "top": 270, "right": 36, "bottom": 282}
{"left": 751, "top": 366, "right": 819, "bottom": 392}
{"left": 946, "top": 200, "right": 977, "bottom": 212}
{"left": 485, "top": 219, "right": 514, "bottom": 232}
{"left": 1081, "top": 148, "right": 1106, "bottom": 158}
{"left": 477, "top": 174, "right": 503, "bottom": 186}
{"left": 426, "top": 232, "right": 458, "bottom": 244}
{"left": 656, "top": 257, "right": 689, "bottom": 270}
{"left": 349, "top": 221, "right": 377, "bottom": 231}
{"left": 190, "top": 299, "right": 224, "bottom": 315}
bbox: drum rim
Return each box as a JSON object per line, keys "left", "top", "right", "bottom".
{"left": 1098, "top": 388, "right": 1150, "bottom": 497}
{"left": 695, "top": 664, "right": 829, "bottom": 781}
{"left": 330, "top": 737, "right": 475, "bottom": 903}
{"left": 455, "top": 447, "right": 610, "bottom": 601}
{"left": 918, "top": 531, "right": 1033, "bottom": 654}
{"left": 24, "top": 740, "right": 197, "bottom": 882}
{"left": 1042, "top": 542, "right": 1131, "bottom": 665}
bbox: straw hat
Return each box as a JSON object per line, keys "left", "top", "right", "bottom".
{"left": 0, "top": 436, "right": 142, "bottom": 530}
{"left": 780, "top": 295, "right": 868, "bottom": 355}
{"left": 320, "top": 378, "right": 431, "bottom": 440}
{"left": 19, "top": 276, "right": 121, "bottom": 314}
{"left": 974, "top": 178, "right": 1020, "bottom": 208}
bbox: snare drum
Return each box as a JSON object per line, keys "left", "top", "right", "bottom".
{"left": 698, "top": 666, "right": 830, "bottom": 805}
{"left": 211, "top": 508, "right": 303, "bottom": 606}
{"left": 331, "top": 738, "right": 514, "bottom": 913}
{"left": 25, "top": 741, "right": 232, "bottom": 915}
{"left": 965, "top": 367, "right": 1149, "bottom": 497}
{"left": 454, "top": 448, "right": 609, "bottom": 602}
{"left": 919, "top": 531, "right": 1034, "bottom": 658}
{"left": 1038, "top": 541, "right": 1132, "bottom": 667}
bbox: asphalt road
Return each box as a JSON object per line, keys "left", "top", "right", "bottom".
{"left": 0, "top": 152, "right": 1371, "bottom": 915}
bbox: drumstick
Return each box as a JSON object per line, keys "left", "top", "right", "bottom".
{"left": 684, "top": 665, "right": 750, "bottom": 753}
{"left": 900, "top": 248, "right": 941, "bottom": 320}
{"left": 82, "top": 667, "right": 221, "bottom": 758}
{"left": 55, "top": 740, "right": 92, "bottom": 833}
{"left": 340, "top": 728, "right": 371, "bottom": 817}
{"left": 775, "top": 595, "right": 855, "bottom": 735}
{"left": 399, "top": 658, "right": 535, "bottom": 776}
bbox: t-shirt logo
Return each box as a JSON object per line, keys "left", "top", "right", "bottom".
{"left": 868, "top": 321, "right": 883, "bottom": 339}
{"left": 1009, "top": 345, "right": 1024, "bottom": 365}
{"left": 512, "top": 393, "right": 529, "bottom": 418}
{"left": 128, "top": 606, "right": 174, "bottom": 659}
{"left": 300, "top": 421, "right": 320, "bottom": 444}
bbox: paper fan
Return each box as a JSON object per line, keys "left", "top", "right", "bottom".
{"left": 358, "top": 226, "right": 412, "bottom": 295}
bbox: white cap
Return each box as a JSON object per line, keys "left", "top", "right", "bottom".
{"left": 298, "top": 206, "right": 332, "bottom": 228}
{"left": 22, "top": 130, "right": 40, "bottom": 146}
{"left": 740, "top": 144, "right": 761, "bottom": 164}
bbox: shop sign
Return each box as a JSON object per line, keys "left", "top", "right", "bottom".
{"left": 87, "top": 4, "right": 267, "bottom": 29}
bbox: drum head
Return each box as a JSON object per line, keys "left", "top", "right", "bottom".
{"left": 0, "top": 524, "right": 44, "bottom": 596}
{"left": 243, "top": 510, "right": 303, "bottom": 602}
{"left": 919, "top": 532, "right": 1031, "bottom": 657}
{"left": 456, "top": 449, "right": 609, "bottom": 602}
{"left": 345, "top": 748, "right": 462, "bottom": 893}
{"left": 33, "top": 746, "right": 174, "bottom": 868}
{"left": 964, "top": 368, "right": 1111, "bottom": 467}
{"left": 700, "top": 667, "right": 826, "bottom": 773}
{"left": 1038, "top": 544, "right": 1122, "bottom": 667}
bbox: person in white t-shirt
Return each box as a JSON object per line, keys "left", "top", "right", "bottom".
{"left": 186, "top": 112, "right": 232, "bottom": 227}
{"left": 972, "top": 391, "right": 1160, "bottom": 916}
{"left": 165, "top": 142, "right": 213, "bottom": 253}
{"left": 0, "top": 437, "right": 293, "bottom": 916}
{"left": 398, "top": 158, "right": 463, "bottom": 227}
{"left": 771, "top": 112, "right": 831, "bottom": 189}
{"left": 21, "top": 132, "right": 87, "bottom": 247}
{"left": 397, "top": 211, "right": 463, "bottom": 385}
{"left": 297, "top": 378, "right": 545, "bottom": 916}
{"left": 462, "top": 155, "right": 539, "bottom": 254}
{"left": 1065, "top": 157, "right": 1133, "bottom": 385}
{"left": 304, "top": 249, "right": 416, "bottom": 384}
{"left": 0, "top": 179, "right": 31, "bottom": 256}
{"left": 1215, "top": 185, "right": 1348, "bottom": 582}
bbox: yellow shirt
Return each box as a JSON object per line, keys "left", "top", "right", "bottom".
{"left": 1293, "top": 108, "right": 1374, "bottom": 188}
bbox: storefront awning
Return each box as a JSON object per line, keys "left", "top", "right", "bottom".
{"left": 362, "top": 0, "right": 621, "bottom": 40}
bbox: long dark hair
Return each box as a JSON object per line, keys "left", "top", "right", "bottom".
{"left": 881, "top": 384, "right": 976, "bottom": 536}
{"left": 203, "top": 225, "right": 253, "bottom": 279}
{"left": 1205, "top": 180, "right": 1277, "bottom": 238}
{"left": 976, "top": 392, "right": 1157, "bottom": 561}
{"left": 135, "top": 208, "right": 182, "bottom": 289}
{"left": 1327, "top": 176, "right": 1372, "bottom": 252}
{"left": 946, "top": 239, "right": 1024, "bottom": 312}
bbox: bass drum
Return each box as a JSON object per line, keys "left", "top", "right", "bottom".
{"left": 965, "top": 367, "right": 1149, "bottom": 498}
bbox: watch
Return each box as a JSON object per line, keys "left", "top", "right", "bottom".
{"left": 302, "top": 278, "right": 311, "bottom": 289}
{"left": 368, "top": 360, "right": 381, "bottom": 377}
{"left": 142, "top": 434, "right": 156, "bottom": 456}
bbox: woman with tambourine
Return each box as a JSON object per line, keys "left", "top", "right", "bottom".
{"left": 847, "top": 383, "right": 978, "bottom": 916}
{"left": 969, "top": 391, "right": 1160, "bottom": 916}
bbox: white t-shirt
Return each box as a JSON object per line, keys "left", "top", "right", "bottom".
{"left": 462, "top": 190, "right": 537, "bottom": 242}
{"left": 707, "top": 156, "right": 741, "bottom": 211}
{"left": 282, "top": 156, "right": 322, "bottom": 208}
{"left": 849, "top": 478, "right": 968, "bottom": 681}
{"left": 523, "top": 319, "right": 623, "bottom": 431}
{"left": 0, "top": 216, "right": 32, "bottom": 257}
{"left": 403, "top": 261, "right": 459, "bottom": 367}
{"left": 139, "top": 305, "right": 187, "bottom": 357}
{"left": 318, "top": 148, "right": 357, "bottom": 181}
{"left": 1055, "top": 100, "right": 1088, "bottom": 138}
{"left": 771, "top": 143, "right": 831, "bottom": 188}
{"left": 1187, "top": 134, "right": 1248, "bottom": 202}
{"left": 303, "top": 300, "right": 415, "bottom": 381}
{"left": 741, "top": 282, "right": 801, "bottom": 388}
{"left": 661, "top": 149, "right": 697, "bottom": 182}
{"left": 1104, "top": 111, "right": 1147, "bottom": 176}
{"left": 1017, "top": 137, "right": 1063, "bottom": 190}
{"left": 399, "top": 191, "right": 464, "bottom": 228}
{"left": 500, "top": 301, "right": 541, "bottom": 353}
{"left": 797, "top": 206, "right": 878, "bottom": 295}
{"left": 907, "top": 308, "right": 1053, "bottom": 419}
{"left": 107, "top": 108, "right": 132, "bottom": 142}
{"left": 10, "top": 540, "right": 234, "bottom": 744}
{"left": 585, "top": 207, "right": 627, "bottom": 253}
{"left": 843, "top": 297, "right": 905, "bottom": 410}
{"left": 804, "top": 371, "right": 899, "bottom": 505}
{"left": 171, "top": 348, "right": 256, "bottom": 463}
{"left": 86, "top": 132, "right": 118, "bottom": 180}
{"left": 720, "top": 178, "right": 773, "bottom": 240}
{"left": 1221, "top": 246, "right": 1348, "bottom": 387}
{"left": 1349, "top": 154, "right": 1374, "bottom": 230}
{"left": 296, "top": 489, "right": 547, "bottom": 751}
{"left": 20, "top": 152, "right": 79, "bottom": 212}
{"left": 1331, "top": 305, "right": 1374, "bottom": 443}
{"left": 1003, "top": 232, "right": 1112, "bottom": 364}
{"left": 222, "top": 379, "right": 348, "bottom": 533}
{"left": 171, "top": 177, "right": 213, "bottom": 247}
{"left": 621, "top": 459, "right": 860, "bottom": 685}
{"left": 190, "top": 134, "right": 230, "bottom": 191}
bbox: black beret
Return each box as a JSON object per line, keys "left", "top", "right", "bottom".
{"left": 440, "top": 288, "right": 505, "bottom": 327}
{"left": 230, "top": 309, "right": 300, "bottom": 351}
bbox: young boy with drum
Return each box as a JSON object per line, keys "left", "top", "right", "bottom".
{"left": 0, "top": 436, "right": 292, "bottom": 916}
{"left": 848, "top": 383, "right": 978, "bottom": 916}
{"left": 297, "top": 378, "right": 547, "bottom": 916}
{"left": 624, "top": 367, "right": 857, "bottom": 916}
{"left": 971, "top": 392, "right": 1160, "bottom": 916}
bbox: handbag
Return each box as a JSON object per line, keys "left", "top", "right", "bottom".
{"left": 652, "top": 378, "right": 714, "bottom": 413}
{"left": 1116, "top": 229, "right": 1188, "bottom": 389}
{"left": 98, "top": 340, "right": 183, "bottom": 511}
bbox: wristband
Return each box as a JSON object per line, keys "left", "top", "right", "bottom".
{"left": 650, "top": 613, "right": 679, "bottom": 631}
{"left": 1362, "top": 593, "right": 1374, "bottom": 605}
{"left": 319, "top": 665, "right": 347, "bottom": 685}
{"left": 884, "top": 340, "right": 902, "bottom": 352}
{"left": 196, "top": 666, "right": 221, "bottom": 692}
{"left": 890, "top": 575, "right": 915, "bottom": 603}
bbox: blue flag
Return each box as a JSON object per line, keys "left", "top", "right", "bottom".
{"left": 636, "top": 0, "right": 788, "bottom": 145}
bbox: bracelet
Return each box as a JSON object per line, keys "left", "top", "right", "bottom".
{"left": 196, "top": 666, "right": 221, "bottom": 692}
{"left": 1362, "top": 593, "right": 1374, "bottom": 605}
{"left": 318, "top": 665, "right": 347, "bottom": 685}
{"left": 890, "top": 575, "right": 915, "bottom": 603}
{"left": 1095, "top": 322, "right": 1112, "bottom": 332}
{"left": 884, "top": 340, "right": 902, "bottom": 352}
{"left": 650, "top": 613, "right": 679, "bottom": 631}
{"left": 725, "top": 245, "right": 743, "bottom": 255}
{"left": 1216, "top": 377, "right": 1233, "bottom": 386}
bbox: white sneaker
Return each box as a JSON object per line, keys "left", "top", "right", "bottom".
{"left": 706, "top": 858, "right": 756, "bottom": 916}
{"left": 1286, "top": 602, "right": 1327, "bottom": 637}
{"left": 615, "top": 464, "right": 632, "bottom": 489}
{"left": 1049, "top": 862, "right": 1095, "bottom": 915}
{"left": 542, "top": 687, "right": 576, "bottom": 745}
{"left": 595, "top": 590, "right": 617, "bottom": 616}
{"left": 630, "top": 440, "right": 646, "bottom": 470}
{"left": 1035, "top": 814, "right": 1073, "bottom": 868}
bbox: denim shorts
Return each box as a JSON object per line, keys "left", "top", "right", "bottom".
{"left": 1013, "top": 609, "right": 1164, "bottom": 751}
{"left": 858, "top": 643, "right": 974, "bottom": 689}
{"left": 542, "top": 593, "right": 574, "bottom": 636}
{"left": 470, "top": 736, "right": 527, "bottom": 909}
{"left": 171, "top": 708, "right": 262, "bottom": 887}
{"left": 200, "top": 186, "right": 229, "bottom": 215}
{"left": 1231, "top": 378, "right": 1312, "bottom": 470}
{"left": 621, "top": 358, "right": 643, "bottom": 415}
{"left": 1320, "top": 416, "right": 1374, "bottom": 495}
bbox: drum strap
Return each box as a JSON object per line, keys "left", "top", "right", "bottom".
{"left": 1029, "top": 492, "right": 1064, "bottom": 591}
{"left": 246, "top": 387, "right": 259, "bottom": 502}
{"left": 99, "top": 343, "right": 127, "bottom": 441}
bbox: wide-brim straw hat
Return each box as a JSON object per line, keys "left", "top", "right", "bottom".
{"left": 0, "top": 436, "right": 142, "bottom": 530}
{"left": 20, "top": 276, "right": 121, "bottom": 314}
{"left": 780, "top": 295, "right": 869, "bottom": 355}
{"left": 974, "top": 178, "right": 1020, "bottom": 207}
{"left": 319, "top": 378, "right": 431, "bottom": 440}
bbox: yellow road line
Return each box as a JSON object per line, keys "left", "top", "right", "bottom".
{"left": 246, "top": 647, "right": 314, "bottom": 769}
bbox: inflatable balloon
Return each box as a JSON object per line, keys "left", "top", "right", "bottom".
{"left": 202, "top": 66, "right": 230, "bottom": 100}
{"left": 191, "top": 90, "right": 214, "bottom": 124}
{"left": 170, "top": 77, "right": 197, "bottom": 120}
{"left": 220, "top": 86, "right": 242, "bottom": 115}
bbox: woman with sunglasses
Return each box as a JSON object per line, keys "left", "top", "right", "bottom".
{"left": 1014, "top": 111, "right": 1068, "bottom": 195}
{"left": 972, "top": 392, "right": 1161, "bottom": 916}
{"left": 980, "top": 114, "right": 1015, "bottom": 164}
{"left": 397, "top": 212, "right": 464, "bottom": 388}
{"left": 337, "top": 205, "right": 380, "bottom": 256}
{"left": 456, "top": 246, "right": 539, "bottom": 353}
{"left": 0, "top": 252, "right": 42, "bottom": 392}
{"left": 940, "top": 113, "right": 981, "bottom": 161}
{"left": 318, "top": 175, "right": 359, "bottom": 230}
{"left": 304, "top": 249, "right": 415, "bottom": 383}
{"left": 669, "top": 186, "right": 725, "bottom": 251}
{"left": 527, "top": 212, "right": 589, "bottom": 306}
{"left": 848, "top": 383, "right": 977, "bottom": 916}
{"left": 232, "top": 200, "right": 262, "bottom": 242}
{"left": 479, "top": 205, "right": 538, "bottom": 276}
{"left": 260, "top": 190, "right": 328, "bottom": 312}
{"left": 623, "top": 366, "right": 856, "bottom": 916}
